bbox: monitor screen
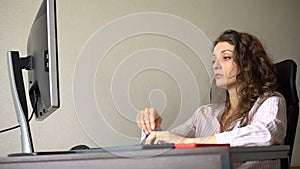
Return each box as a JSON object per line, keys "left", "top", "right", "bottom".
{"left": 27, "top": 0, "right": 59, "bottom": 120}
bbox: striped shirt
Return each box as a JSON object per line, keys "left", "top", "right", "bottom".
{"left": 170, "top": 93, "right": 287, "bottom": 169}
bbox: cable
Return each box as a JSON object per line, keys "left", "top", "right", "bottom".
{"left": 0, "top": 98, "right": 38, "bottom": 134}
{"left": 0, "top": 125, "right": 20, "bottom": 133}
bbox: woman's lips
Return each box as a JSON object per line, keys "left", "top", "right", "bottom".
{"left": 214, "top": 73, "right": 223, "bottom": 78}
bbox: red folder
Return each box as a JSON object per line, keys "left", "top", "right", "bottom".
{"left": 175, "top": 143, "right": 230, "bottom": 149}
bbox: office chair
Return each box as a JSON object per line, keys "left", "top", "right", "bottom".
{"left": 274, "top": 59, "right": 299, "bottom": 169}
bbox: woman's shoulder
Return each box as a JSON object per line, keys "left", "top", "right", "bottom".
{"left": 198, "top": 102, "right": 225, "bottom": 110}
{"left": 195, "top": 103, "right": 225, "bottom": 117}
{"left": 257, "top": 92, "right": 285, "bottom": 103}
{"left": 257, "top": 92, "right": 286, "bottom": 107}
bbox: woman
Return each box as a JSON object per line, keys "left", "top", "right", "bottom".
{"left": 136, "top": 30, "right": 287, "bottom": 168}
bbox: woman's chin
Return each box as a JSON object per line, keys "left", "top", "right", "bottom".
{"left": 215, "top": 82, "right": 227, "bottom": 89}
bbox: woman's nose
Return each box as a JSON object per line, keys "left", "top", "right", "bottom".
{"left": 213, "top": 58, "right": 221, "bottom": 70}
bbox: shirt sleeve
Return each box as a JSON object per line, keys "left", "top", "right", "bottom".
{"left": 170, "top": 106, "right": 203, "bottom": 138}
{"left": 214, "top": 95, "right": 287, "bottom": 146}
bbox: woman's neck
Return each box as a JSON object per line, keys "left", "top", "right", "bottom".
{"left": 227, "top": 87, "right": 239, "bottom": 110}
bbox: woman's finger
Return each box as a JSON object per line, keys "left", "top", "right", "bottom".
{"left": 137, "top": 109, "right": 148, "bottom": 132}
{"left": 146, "top": 131, "right": 157, "bottom": 144}
{"left": 149, "top": 108, "right": 156, "bottom": 130}
{"left": 144, "top": 108, "right": 153, "bottom": 132}
{"left": 136, "top": 107, "right": 162, "bottom": 133}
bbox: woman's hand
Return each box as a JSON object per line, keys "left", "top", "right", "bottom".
{"left": 145, "top": 131, "right": 186, "bottom": 144}
{"left": 136, "top": 107, "right": 162, "bottom": 133}
{"left": 146, "top": 131, "right": 217, "bottom": 145}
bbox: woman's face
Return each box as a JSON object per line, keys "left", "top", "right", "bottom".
{"left": 213, "top": 42, "right": 239, "bottom": 89}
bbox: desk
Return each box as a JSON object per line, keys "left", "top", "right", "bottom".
{"left": 231, "top": 145, "right": 290, "bottom": 169}
{"left": 230, "top": 145, "right": 289, "bottom": 162}
{"left": 0, "top": 146, "right": 231, "bottom": 169}
{"left": 0, "top": 145, "right": 289, "bottom": 169}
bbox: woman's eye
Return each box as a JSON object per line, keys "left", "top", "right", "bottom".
{"left": 223, "top": 56, "right": 232, "bottom": 60}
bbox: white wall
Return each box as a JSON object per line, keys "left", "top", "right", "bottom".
{"left": 0, "top": 0, "right": 299, "bottom": 166}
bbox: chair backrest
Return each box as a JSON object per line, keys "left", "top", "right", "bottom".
{"left": 274, "top": 59, "right": 299, "bottom": 167}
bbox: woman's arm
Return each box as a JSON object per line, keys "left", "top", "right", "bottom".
{"left": 145, "top": 105, "right": 220, "bottom": 144}
{"left": 144, "top": 95, "right": 286, "bottom": 145}
{"left": 144, "top": 130, "right": 217, "bottom": 144}
{"left": 214, "top": 95, "right": 287, "bottom": 146}
{"left": 182, "top": 136, "right": 217, "bottom": 144}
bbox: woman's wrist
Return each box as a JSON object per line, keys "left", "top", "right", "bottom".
{"left": 181, "top": 136, "right": 217, "bottom": 144}
{"left": 199, "top": 136, "right": 217, "bottom": 144}
{"left": 180, "top": 138, "right": 197, "bottom": 144}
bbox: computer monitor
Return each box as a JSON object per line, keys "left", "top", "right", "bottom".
{"left": 7, "top": 0, "right": 59, "bottom": 153}
{"left": 27, "top": 0, "right": 59, "bottom": 120}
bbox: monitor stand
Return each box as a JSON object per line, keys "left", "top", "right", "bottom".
{"left": 7, "top": 52, "right": 76, "bottom": 157}
{"left": 7, "top": 51, "right": 34, "bottom": 154}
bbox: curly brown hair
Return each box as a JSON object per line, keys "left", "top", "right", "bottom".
{"left": 214, "top": 30, "right": 277, "bottom": 132}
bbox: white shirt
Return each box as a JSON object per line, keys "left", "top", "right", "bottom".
{"left": 170, "top": 93, "right": 287, "bottom": 169}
